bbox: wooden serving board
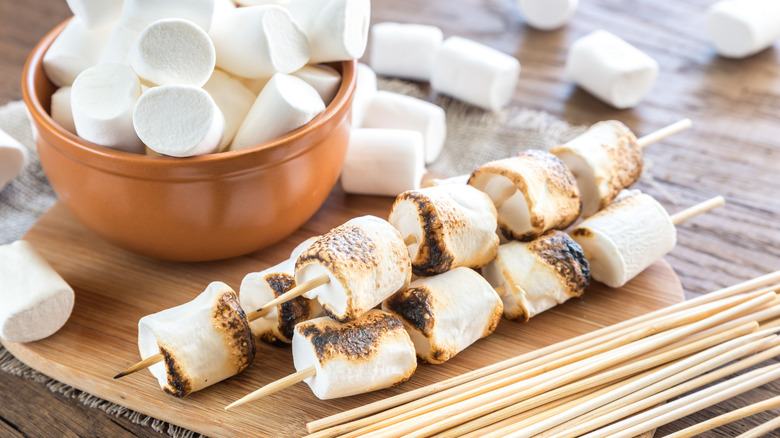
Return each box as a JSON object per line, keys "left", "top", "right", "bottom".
{"left": 3, "top": 187, "right": 684, "bottom": 437}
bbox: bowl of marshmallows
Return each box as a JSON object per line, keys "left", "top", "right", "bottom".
{"left": 22, "top": 0, "right": 363, "bottom": 261}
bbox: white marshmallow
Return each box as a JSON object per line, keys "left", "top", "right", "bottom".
{"left": 566, "top": 30, "right": 659, "bottom": 109}
{"left": 285, "top": 0, "right": 371, "bottom": 63}
{"left": 238, "top": 76, "right": 270, "bottom": 95}
{"left": 517, "top": 0, "right": 579, "bottom": 31}
{"left": 230, "top": 73, "right": 325, "bottom": 151}
{"left": 43, "top": 17, "right": 113, "bottom": 87}
{"left": 292, "top": 64, "right": 342, "bottom": 105}
{"left": 203, "top": 70, "right": 255, "bottom": 151}
{"left": 369, "top": 22, "right": 443, "bottom": 82}
{"left": 66, "top": 0, "right": 123, "bottom": 29}
{"left": 133, "top": 85, "right": 224, "bottom": 157}
{"left": 209, "top": 5, "right": 310, "bottom": 79}
{"left": 705, "top": 0, "right": 780, "bottom": 58}
{"left": 98, "top": 25, "right": 138, "bottom": 65}
{"left": 50, "top": 86, "right": 77, "bottom": 135}
{"left": 361, "top": 90, "right": 446, "bottom": 163}
{"left": 0, "top": 241, "right": 74, "bottom": 343}
{"left": 130, "top": 18, "right": 216, "bottom": 87}
{"left": 0, "top": 129, "right": 28, "bottom": 193}
{"left": 71, "top": 63, "right": 144, "bottom": 154}
{"left": 431, "top": 36, "right": 521, "bottom": 111}
{"left": 351, "top": 63, "right": 377, "bottom": 129}
{"left": 119, "top": 0, "right": 216, "bottom": 32}
{"left": 340, "top": 128, "right": 425, "bottom": 197}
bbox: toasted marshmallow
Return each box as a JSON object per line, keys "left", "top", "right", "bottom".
{"left": 43, "top": 17, "right": 113, "bottom": 87}
{"left": 203, "top": 69, "right": 255, "bottom": 151}
{"left": 0, "top": 129, "right": 28, "bottom": 192}
{"left": 284, "top": 0, "right": 371, "bottom": 63}
{"left": 706, "top": 0, "right": 780, "bottom": 58}
{"left": 369, "top": 22, "right": 443, "bottom": 81}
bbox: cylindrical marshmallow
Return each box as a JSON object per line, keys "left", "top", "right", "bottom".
{"left": 285, "top": 0, "right": 371, "bottom": 63}
{"left": 517, "top": 0, "right": 579, "bottom": 31}
{"left": 570, "top": 191, "right": 676, "bottom": 288}
{"left": 98, "top": 25, "right": 139, "bottom": 65}
{"left": 202, "top": 69, "right": 255, "bottom": 151}
{"left": 369, "top": 22, "right": 443, "bottom": 82}
{"left": 340, "top": 128, "right": 425, "bottom": 197}
{"left": 295, "top": 215, "right": 412, "bottom": 322}
{"left": 431, "top": 36, "right": 521, "bottom": 111}
{"left": 705, "top": 0, "right": 780, "bottom": 59}
{"left": 0, "top": 241, "right": 74, "bottom": 343}
{"left": 382, "top": 267, "right": 503, "bottom": 364}
{"left": 129, "top": 18, "right": 216, "bottom": 87}
{"left": 50, "top": 87, "right": 77, "bottom": 135}
{"left": 550, "top": 120, "right": 642, "bottom": 217}
{"left": 469, "top": 149, "right": 581, "bottom": 241}
{"left": 71, "top": 63, "right": 144, "bottom": 154}
{"left": 361, "top": 90, "right": 447, "bottom": 164}
{"left": 351, "top": 63, "right": 377, "bottom": 129}
{"left": 292, "top": 64, "right": 342, "bottom": 106}
{"left": 119, "top": 0, "right": 216, "bottom": 32}
{"left": 482, "top": 230, "right": 590, "bottom": 322}
{"left": 389, "top": 184, "right": 499, "bottom": 276}
{"left": 66, "top": 0, "right": 123, "bottom": 29}
{"left": 292, "top": 309, "right": 417, "bottom": 399}
{"left": 421, "top": 174, "right": 470, "bottom": 188}
{"left": 133, "top": 85, "right": 225, "bottom": 157}
{"left": 565, "top": 30, "right": 659, "bottom": 109}
{"left": 209, "top": 5, "right": 310, "bottom": 79}
{"left": 230, "top": 73, "right": 325, "bottom": 151}
{"left": 0, "top": 129, "right": 28, "bottom": 192}
{"left": 42, "top": 17, "right": 113, "bottom": 87}
{"left": 138, "top": 281, "right": 255, "bottom": 397}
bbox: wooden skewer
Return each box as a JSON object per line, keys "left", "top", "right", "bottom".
{"left": 225, "top": 366, "right": 316, "bottom": 411}
{"left": 736, "top": 414, "right": 780, "bottom": 438}
{"left": 664, "top": 394, "right": 780, "bottom": 438}
{"left": 671, "top": 195, "right": 725, "bottom": 225}
{"left": 636, "top": 118, "right": 693, "bottom": 149}
{"left": 113, "top": 353, "right": 164, "bottom": 379}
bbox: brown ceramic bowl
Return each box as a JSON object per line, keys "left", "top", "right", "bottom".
{"left": 23, "top": 20, "right": 355, "bottom": 262}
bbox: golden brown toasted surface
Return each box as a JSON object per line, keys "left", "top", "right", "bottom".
{"left": 394, "top": 191, "right": 456, "bottom": 276}
{"left": 529, "top": 230, "right": 591, "bottom": 297}
{"left": 263, "top": 272, "right": 312, "bottom": 343}
{"left": 297, "top": 224, "right": 379, "bottom": 274}
{"left": 384, "top": 285, "right": 435, "bottom": 337}
{"left": 599, "top": 121, "right": 642, "bottom": 210}
{"left": 212, "top": 290, "right": 256, "bottom": 376}
{"left": 160, "top": 345, "right": 191, "bottom": 398}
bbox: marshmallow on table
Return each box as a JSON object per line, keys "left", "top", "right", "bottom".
{"left": 566, "top": 30, "right": 659, "bottom": 109}
{"left": 0, "top": 241, "right": 75, "bottom": 343}
{"left": 285, "top": 0, "right": 371, "bottom": 63}
{"left": 50, "top": 87, "right": 77, "bottom": 135}
{"left": 0, "top": 129, "right": 28, "bottom": 192}
{"left": 230, "top": 73, "right": 325, "bottom": 151}
{"left": 130, "top": 18, "right": 216, "bottom": 87}
{"left": 431, "top": 36, "right": 521, "bottom": 111}
{"left": 517, "top": 0, "right": 579, "bottom": 31}
{"left": 340, "top": 128, "right": 425, "bottom": 197}
{"left": 71, "top": 63, "right": 144, "bottom": 154}
{"left": 133, "top": 85, "right": 225, "bottom": 157}
{"left": 706, "top": 0, "right": 780, "bottom": 59}
{"left": 369, "top": 22, "right": 443, "bottom": 82}
{"left": 203, "top": 70, "right": 255, "bottom": 151}
{"left": 351, "top": 63, "right": 377, "bottom": 129}
{"left": 66, "top": 0, "right": 123, "bottom": 29}
{"left": 42, "top": 17, "right": 113, "bottom": 87}
{"left": 361, "top": 90, "right": 447, "bottom": 164}
{"left": 292, "top": 64, "right": 342, "bottom": 105}
{"left": 209, "top": 5, "right": 310, "bottom": 79}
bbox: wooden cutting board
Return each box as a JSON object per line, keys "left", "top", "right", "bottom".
{"left": 2, "top": 187, "right": 683, "bottom": 438}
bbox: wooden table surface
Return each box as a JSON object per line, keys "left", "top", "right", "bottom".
{"left": 1, "top": 0, "right": 778, "bottom": 436}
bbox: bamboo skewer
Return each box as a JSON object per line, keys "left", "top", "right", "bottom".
{"left": 225, "top": 366, "right": 316, "bottom": 411}
{"left": 664, "top": 394, "right": 780, "bottom": 438}
{"left": 736, "top": 414, "right": 780, "bottom": 438}
{"left": 636, "top": 118, "right": 693, "bottom": 149}
{"left": 671, "top": 195, "right": 725, "bottom": 225}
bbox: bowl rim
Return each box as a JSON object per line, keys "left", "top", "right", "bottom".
{"left": 23, "top": 18, "right": 357, "bottom": 180}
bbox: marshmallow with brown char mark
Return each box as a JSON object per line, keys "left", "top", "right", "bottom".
{"left": 550, "top": 120, "right": 642, "bottom": 217}
{"left": 389, "top": 184, "right": 499, "bottom": 276}
{"left": 468, "top": 149, "right": 581, "bottom": 241}
{"left": 482, "top": 230, "right": 590, "bottom": 321}
{"left": 570, "top": 191, "right": 676, "bottom": 288}
{"left": 292, "top": 64, "right": 342, "bottom": 106}
{"left": 138, "top": 281, "right": 255, "bottom": 398}
{"left": 292, "top": 309, "right": 416, "bottom": 399}
{"left": 203, "top": 69, "right": 255, "bottom": 151}
{"left": 369, "top": 22, "right": 443, "bottom": 82}
{"left": 284, "top": 0, "right": 371, "bottom": 63}
{"left": 0, "top": 129, "right": 28, "bottom": 192}
{"left": 382, "top": 267, "right": 502, "bottom": 364}
{"left": 295, "top": 216, "right": 412, "bottom": 322}
{"left": 43, "top": 17, "right": 113, "bottom": 87}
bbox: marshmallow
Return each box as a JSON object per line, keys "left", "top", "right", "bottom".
{"left": 0, "top": 241, "right": 75, "bottom": 343}
{"left": 42, "top": 17, "right": 113, "bottom": 87}
{"left": 130, "top": 18, "right": 216, "bottom": 87}
{"left": 340, "top": 128, "right": 425, "bottom": 197}
{"left": 369, "top": 22, "right": 443, "bottom": 81}
{"left": 517, "top": 0, "right": 579, "bottom": 31}
{"left": 119, "top": 0, "right": 216, "bottom": 32}
{"left": 351, "top": 63, "right": 377, "bottom": 129}
{"left": 66, "top": 0, "right": 123, "bottom": 29}
{"left": 133, "top": 85, "right": 225, "bottom": 157}
{"left": 566, "top": 30, "right": 659, "bottom": 109}
{"left": 422, "top": 174, "right": 469, "bottom": 188}
{"left": 361, "top": 90, "right": 446, "bottom": 163}
{"left": 705, "top": 0, "right": 780, "bottom": 58}
{"left": 284, "top": 0, "right": 371, "bottom": 63}
{"left": 230, "top": 73, "right": 325, "bottom": 151}
{"left": 50, "top": 86, "right": 77, "bottom": 135}
{"left": 203, "top": 70, "right": 255, "bottom": 151}
{"left": 98, "top": 25, "right": 138, "bottom": 65}
{"left": 71, "top": 63, "right": 144, "bottom": 154}
{"left": 209, "top": 5, "right": 310, "bottom": 79}
{"left": 431, "top": 36, "right": 521, "bottom": 111}
{"left": 292, "top": 64, "right": 342, "bottom": 105}
{"left": 0, "top": 129, "right": 28, "bottom": 192}
{"left": 238, "top": 76, "right": 270, "bottom": 95}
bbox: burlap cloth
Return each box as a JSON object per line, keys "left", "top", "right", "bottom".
{"left": 0, "top": 78, "right": 591, "bottom": 437}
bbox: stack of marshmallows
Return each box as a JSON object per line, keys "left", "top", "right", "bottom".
{"left": 44, "top": 0, "right": 371, "bottom": 157}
